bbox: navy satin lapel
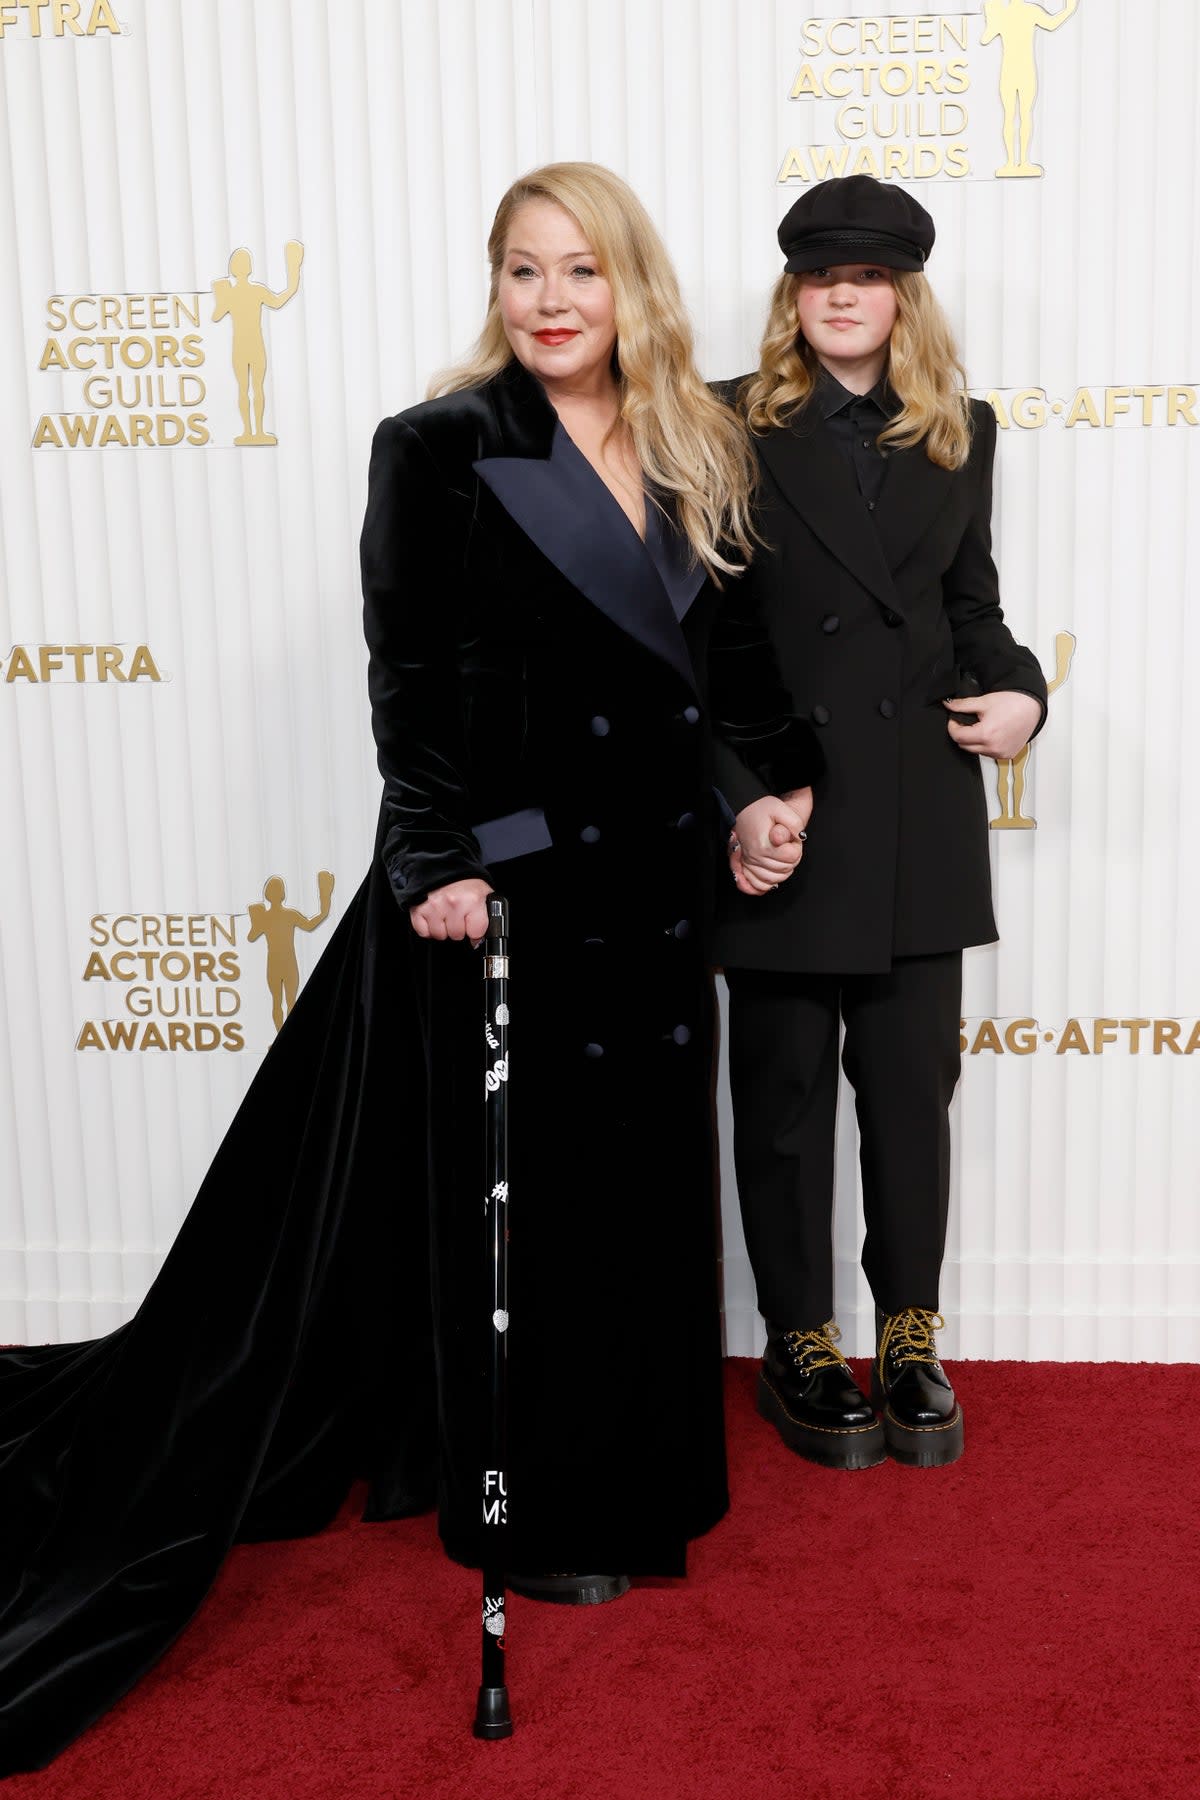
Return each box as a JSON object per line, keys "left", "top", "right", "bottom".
{"left": 757, "top": 415, "right": 901, "bottom": 612}
{"left": 871, "top": 442, "right": 956, "bottom": 575}
{"left": 644, "top": 498, "right": 705, "bottom": 622}
{"left": 474, "top": 427, "right": 698, "bottom": 693}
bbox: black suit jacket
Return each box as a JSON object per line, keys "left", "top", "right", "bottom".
{"left": 713, "top": 395, "right": 1047, "bottom": 974}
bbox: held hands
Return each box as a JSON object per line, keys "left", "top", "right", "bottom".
{"left": 409, "top": 878, "right": 494, "bottom": 944}
{"left": 730, "top": 789, "right": 813, "bottom": 897}
{"left": 944, "top": 692, "right": 1043, "bottom": 762}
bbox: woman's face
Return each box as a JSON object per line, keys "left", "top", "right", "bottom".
{"left": 498, "top": 199, "right": 618, "bottom": 397}
{"left": 794, "top": 264, "right": 898, "bottom": 380}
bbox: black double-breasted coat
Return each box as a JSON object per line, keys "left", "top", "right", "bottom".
{"left": 361, "top": 359, "right": 818, "bottom": 1574}
{"left": 712, "top": 396, "right": 1047, "bottom": 975}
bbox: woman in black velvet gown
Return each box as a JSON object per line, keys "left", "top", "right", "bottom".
{"left": 0, "top": 162, "right": 815, "bottom": 1772}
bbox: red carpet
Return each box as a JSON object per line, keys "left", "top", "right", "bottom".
{"left": 8, "top": 1360, "right": 1195, "bottom": 1800}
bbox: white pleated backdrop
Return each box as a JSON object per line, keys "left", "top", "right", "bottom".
{"left": 1, "top": 0, "right": 1196, "bottom": 1358}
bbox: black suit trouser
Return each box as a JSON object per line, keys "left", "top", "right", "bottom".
{"left": 724, "top": 952, "right": 963, "bottom": 1326}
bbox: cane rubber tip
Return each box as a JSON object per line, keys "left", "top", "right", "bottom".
{"left": 473, "top": 1685, "right": 513, "bottom": 1739}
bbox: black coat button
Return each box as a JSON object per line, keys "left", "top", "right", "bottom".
{"left": 682, "top": 705, "right": 700, "bottom": 724}
{"left": 590, "top": 715, "right": 610, "bottom": 737}
{"left": 580, "top": 825, "right": 601, "bottom": 843}
{"left": 671, "top": 920, "right": 691, "bottom": 939}
{"left": 883, "top": 609, "right": 902, "bottom": 628}
{"left": 878, "top": 699, "right": 897, "bottom": 719}
{"left": 812, "top": 704, "right": 832, "bottom": 726}
{"left": 671, "top": 1025, "right": 691, "bottom": 1046}
{"left": 821, "top": 614, "right": 840, "bottom": 634}
{"left": 584, "top": 1042, "right": 604, "bottom": 1058}
{"left": 674, "top": 811, "right": 697, "bottom": 830}
{"left": 584, "top": 937, "right": 604, "bottom": 947}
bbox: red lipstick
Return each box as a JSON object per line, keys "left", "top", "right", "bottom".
{"left": 533, "top": 329, "right": 578, "bottom": 344}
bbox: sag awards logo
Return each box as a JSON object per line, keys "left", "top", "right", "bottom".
{"left": 212, "top": 243, "right": 304, "bottom": 446}
{"left": 962, "top": 1017, "right": 1200, "bottom": 1056}
{"left": 990, "top": 631, "right": 1074, "bottom": 830}
{"left": 0, "top": 0, "right": 121, "bottom": 37}
{"left": 2, "top": 643, "right": 162, "bottom": 683}
{"left": 33, "top": 240, "right": 304, "bottom": 450}
{"left": 779, "top": 0, "right": 1079, "bottom": 184}
{"left": 968, "top": 622, "right": 1198, "bottom": 1062}
{"left": 984, "top": 385, "right": 1200, "bottom": 431}
{"left": 246, "top": 871, "right": 334, "bottom": 1033}
{"left": 75, "top": 869, "right": 334, "bottom": 1053}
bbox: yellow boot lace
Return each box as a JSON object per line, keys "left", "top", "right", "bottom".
{"left": 877, "top": 1308, "right": 946, "bottom": 1380}
{"left": 781, "top": 1322, "right": 850, "bottom": 1372}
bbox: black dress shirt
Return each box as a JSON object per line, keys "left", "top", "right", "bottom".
{"left": 816, "top": 369, "right": 895, "bottom": 512}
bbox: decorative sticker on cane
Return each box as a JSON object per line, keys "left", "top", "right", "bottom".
{"left": 495, "top": 1004, "right": 509, "bottom": 1026}
{"left": 493, "top": 1310, "right": 509, "bottom": 1333}
{"left": 485, "top": 1180, "right": 509, "bottom": 1215}
{"left": 485, "top": 1056, "right": 509, "bottom": 1095}
{"left": 485, "top": 1023, "right": 499, "bottom": 1049}
{"left": 483, "top": 1470, "right": 508, "bottom": 1526}
{"left": 484, "top": 1595, "right": 506, "bottom": 1637}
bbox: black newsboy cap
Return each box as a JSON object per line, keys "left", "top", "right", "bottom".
{"left": 778, "top": 175, "right": 935, "bottom": 273}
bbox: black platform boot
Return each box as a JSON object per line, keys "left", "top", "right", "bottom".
{"left": 756, "top": 1322, "right": 886, "bottom": 1470}
{"left": 872, "top": 1307, "right": 964, "bottom": 1467}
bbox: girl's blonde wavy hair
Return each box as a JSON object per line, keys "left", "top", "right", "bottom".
{"left": 431, "top": 162, "right": 755, "bottom": 576}
{"left": 740, "top": 270, "right": 972, "bottom": 470}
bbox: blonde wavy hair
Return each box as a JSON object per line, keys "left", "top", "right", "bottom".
{"left": 740, "top": 270, "right": 972, "bottom": 470}
{"left": 431, "top": 162, "right": 755, "bottom": 576}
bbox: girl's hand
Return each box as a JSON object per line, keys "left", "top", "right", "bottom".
{"left": 730, "top": 790, "right": 811, "bottom": 896}
{"left": 409, "top": 879, "right": 493, "bottom": 944}
{"left": 731, "top": 842, "right": 781, "bottom": 895}
{"left": 944, "top": 692, "right": 1043, "bottom": 761}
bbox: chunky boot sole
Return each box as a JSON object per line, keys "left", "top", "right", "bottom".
{"left": 871, "top": 1374, "right": 965, "bottom": 1468}
{"left": 757, "top": 1372, "right": 887, "bottom": 1470}
{"left": 507, "top": 1573, "right": 630, "bottom": 1605}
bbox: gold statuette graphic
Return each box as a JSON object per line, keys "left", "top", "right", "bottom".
{"left": 247, "top": 872, "right": 334, "bottom": 1032}
{"left": 991, "top": 631, "right": 1075, "bottom": 829}
{"left": 981, "top": 0, "right": 1079, "bottom": 178}
{"left": 211, "top": 241, "right": 304, "bottom": 445}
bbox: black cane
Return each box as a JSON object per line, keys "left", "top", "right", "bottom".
{"left": 473, "top": 895, "right": 513, "bottom": 1740}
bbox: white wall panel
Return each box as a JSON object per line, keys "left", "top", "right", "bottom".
{"left": 1, "top": 0, "right": 1196, "bottom": 1359}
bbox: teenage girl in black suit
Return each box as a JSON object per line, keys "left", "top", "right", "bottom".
{"left": 717, "top": 176, "right": 1047, "bottom": 1470}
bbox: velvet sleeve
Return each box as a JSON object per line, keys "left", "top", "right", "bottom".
{"left": 706, "top": 568, "right": 825, "bottom": 814}
{"left": 943, "top": 402, "right": 1049, "bottom": 737}
{"left": 360, "top": 415, "right": 492, "bottom": 908}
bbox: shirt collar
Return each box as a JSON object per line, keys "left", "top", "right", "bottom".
{"left": 815, "top": 365, "right": 895, "bottom": 421}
